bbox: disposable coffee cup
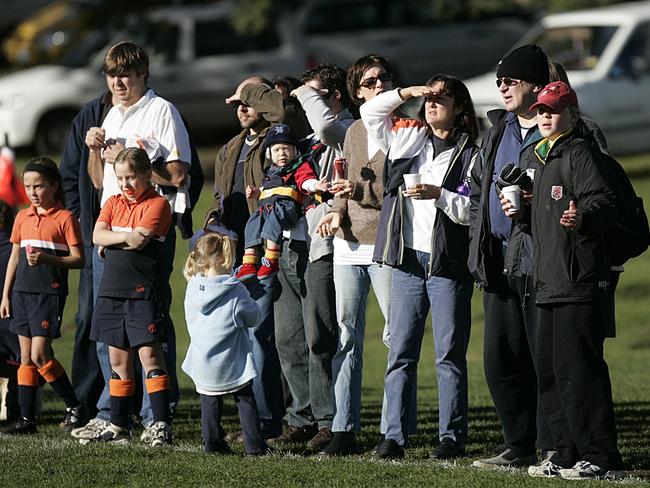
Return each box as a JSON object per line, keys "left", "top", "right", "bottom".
{"left": 403, "top": 173, "right": 421, "bottom": 188}
{"left": 501, "top": 185, "right": 521, "bottom": 214}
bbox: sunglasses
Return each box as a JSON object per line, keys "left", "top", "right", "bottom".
{"left": 424, "top": 90, "right": 453, "bottom": 102}
{"left": 496, "top": 77, "right": 521, "bottom": 88}
{"left": 359, "top": 72, "right": 392, "bottom": 89}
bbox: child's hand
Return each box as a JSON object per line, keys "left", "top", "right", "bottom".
{"left": 26, "top": 249, "right": 49, "bottom": 266}
{"left": 246, "top": 185, "right": 261, "bottom": 199}
{"left": 314, "top": 177, "right": 329, "bottom": 193}
{"left": 560, "top": 200, "right": 582, "bottom": 230}
{"left": 0, "top": 296, "right": 10, "bottom": 319}
{"left": 124, "top": 229, "right": 151, "bottom": 250}
{"left": 97, "top": 245, "right": 106, "bottom": 259}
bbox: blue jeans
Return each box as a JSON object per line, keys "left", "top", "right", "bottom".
{"left": 70, "top": 244, "right": 103, "bottom": 418}
{"left": 383, "top": 248, "right": 472, "bottom": 446}
{"left": 244, "top": 276, "right": 283, "bottom": 437}
{"left": 331, "top": 263, "right": 392, "bottom": 433}
{"left": 93, "top": 227, "right": 180, "bottom": 426}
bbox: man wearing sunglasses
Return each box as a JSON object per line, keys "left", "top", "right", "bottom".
{"left": 468, "top": 44, "right": 554, "bottom": 468}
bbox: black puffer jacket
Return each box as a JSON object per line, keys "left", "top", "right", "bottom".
{"left": 529, "top": 133, "right": 615, "bottom": 304}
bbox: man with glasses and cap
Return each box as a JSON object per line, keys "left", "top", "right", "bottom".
{"left": 468, "top": 44, "right": 555, "bottom": 468}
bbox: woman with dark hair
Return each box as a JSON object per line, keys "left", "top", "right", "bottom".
{"left": 315, "top": 54, "right": 416, "bottom": 456}
{"left": 362, "top": 75, "right": 479, "bottom": 459}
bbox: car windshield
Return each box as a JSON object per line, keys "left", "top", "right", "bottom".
{"left": 531, "top": 25, "right": 618, "bottom": 70}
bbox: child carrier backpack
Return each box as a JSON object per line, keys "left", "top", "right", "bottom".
{"left": 560, "top": 139, "right": 649, "bottom": 266}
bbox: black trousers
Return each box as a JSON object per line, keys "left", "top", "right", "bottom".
{"left": 536, "top": 301, "right": 622, "bottom": 470}
{"left": 200, "top": 384, "right": 266, "bottom": 454}
{"left": 483, "top": 274, "right": 553, "bottom": 455}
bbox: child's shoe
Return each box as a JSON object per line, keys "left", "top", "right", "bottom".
{"left": 257, "top": 257, "right": 279, "bottom": 279}
{"left": 95, "top": 423, "right": 131, "bottom": 445}
{"left": 61, "top": 404, "right": 85, "bottom": 433}
{"left": 148, "top": 420, "right": 172, "bottom": 447}
{"left": 1, "top": 417, "right": 37, "bottom": 435}
{"left": 559, "top": 460, "right": 624, "bottom": 480}
{"left": 235, "top": 263, "right": 258, "bottom": 281}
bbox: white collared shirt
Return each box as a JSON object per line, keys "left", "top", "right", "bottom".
{"left": 100, "top": 89, "right": 191, "bottom": 209}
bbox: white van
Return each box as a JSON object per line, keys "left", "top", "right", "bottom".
{"left": 465, "top": 1, "right": 650, "bottom": 155}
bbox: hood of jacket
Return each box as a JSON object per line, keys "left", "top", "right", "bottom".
{"left": 186, "top": 274, "right": 242, "bottom": 315}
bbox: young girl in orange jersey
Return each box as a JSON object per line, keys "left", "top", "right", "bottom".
{"left": 0, "top": 158, "right": 84, "bottom": 434}
{"left": 89, "top": 147, "right": 173, "bottom": 446}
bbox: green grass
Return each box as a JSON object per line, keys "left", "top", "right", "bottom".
{"left": 1, "top": 153, "right": 649, "bottom": 487}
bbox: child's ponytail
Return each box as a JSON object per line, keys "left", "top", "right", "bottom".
{"left": 183, "top": 233, "right": 236, "bottom": 280}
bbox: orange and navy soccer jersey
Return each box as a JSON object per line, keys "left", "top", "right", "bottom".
{"left": 10, "top": 203, "right": 82, "bottom": 295}
{"left": 96, "top": 188, "right": 172, "bottom": 299}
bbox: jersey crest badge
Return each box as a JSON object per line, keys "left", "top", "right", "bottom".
{"left": 551, "top": 185, "right": 563, "bottom": 201}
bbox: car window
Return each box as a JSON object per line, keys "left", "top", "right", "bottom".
{"left": 532, "top": 25, "right": 618, "bottom": 70}
{"left": 612, "top": 22, "right": 650, "bottom": 78}
{"left": 194, "top": 19, "right": 280, "bottom": 57}
{"left": 138, "top": 20, "right": 180, "bottom": 63}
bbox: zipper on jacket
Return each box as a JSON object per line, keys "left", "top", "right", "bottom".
{"left": 383, "top": 190, "right": 400, "bottom": 264}
{"left": 427, "top": 135, "right": 467, "bottom": 277}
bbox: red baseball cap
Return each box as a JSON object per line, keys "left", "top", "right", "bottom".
{"left": 530, "top": 81, "right": 579, "bottom": 112}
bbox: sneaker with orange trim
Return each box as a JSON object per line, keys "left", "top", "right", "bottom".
{"left": 235, "top": 263, "right": 258, "bottom": 281}
{"left": 257, "top": 257, "right": 279, "bottom": 279}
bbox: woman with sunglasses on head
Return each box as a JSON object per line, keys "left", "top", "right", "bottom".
{"left": 315, "top": 55, "right": 417, "bottom": 456}
{"left": 362, "top": 74, "right": 479, "bottom": 460}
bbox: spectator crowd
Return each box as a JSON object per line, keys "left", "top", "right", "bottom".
{"left": 0, "top": 39, "right": 631, "bottom": 481}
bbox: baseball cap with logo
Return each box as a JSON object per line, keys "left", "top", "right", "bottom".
{"left": 529, "top": 81, "right": 579, "bottom": 112}
{"left": 262, "top": 124, "right": 299, "bottom": 151}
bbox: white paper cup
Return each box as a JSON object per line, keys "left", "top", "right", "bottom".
{"left": 403, "top": 173, "right": 421, "bottom": 188}
{"left": 501, "top": 184, "right": 521, "bottom": 213}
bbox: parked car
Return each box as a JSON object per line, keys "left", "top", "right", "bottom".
{"left": 0, "top": 1, "right": 306, "bottom": 154}
{"left": 0, "top": 0, "right": 532, "bottom": 154}
{"left": 465, "top": 1, "right": 650, "bottom": 155}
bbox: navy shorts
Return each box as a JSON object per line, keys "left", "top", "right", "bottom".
{"left": 9, "top": 291, "right": 65, "bottom": 339}
{"left": 91, "top": 297, "right": 163, "bottom": 349}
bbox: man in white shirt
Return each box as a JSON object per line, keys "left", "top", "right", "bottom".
{"left": 72, "top": 41, "right": 191, "bottom": 446}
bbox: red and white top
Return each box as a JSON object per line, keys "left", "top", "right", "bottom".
{"left": 11, "top": 202, "right": 82, "bottom": 295}
{"left": 96, "top": 188, "right": 172, "bottom": 299}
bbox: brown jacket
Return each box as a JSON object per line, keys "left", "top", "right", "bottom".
{"left": 331, "top": 119, "right": 385, "bottom": 244}
{"left": 205, "top": 83, "right": 309, "bottom": 223}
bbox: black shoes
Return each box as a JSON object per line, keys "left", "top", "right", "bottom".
{"left": 431, "top": 437, "right": 466, "bottom": 459}
{"left": 317, "top": 431, "right": 362, "bottom": 456}
{"left": 373, "top": 438, "right": 404, "bottom": 460}
{"left": 2, "top": 417, "right": 37, "bottom": 435}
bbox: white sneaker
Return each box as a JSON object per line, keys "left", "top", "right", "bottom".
{"left": 528, "top": 459, "right": 562, "bottom": 478}
{"left": 71, "top": 418, "right": 110, "bottom": 440}
{"left": 97, "top": 423, "right": 131, "bottom": 445}
{"left": 148, "top": 421, "right": 172, "bottom": 447}
{"left": 560, "top": 460, "right": 624, "bottom": 480}
{"left": 140, "top": 424, "right": 154, "bottom": 444}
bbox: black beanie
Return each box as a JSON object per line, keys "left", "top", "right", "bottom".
{"left": 496, "top": 44, "right": 549, "bottom": 86}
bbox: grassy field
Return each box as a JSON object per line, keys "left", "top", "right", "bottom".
{"left": 1, "top": 152, "right": 649, "bottom": 487}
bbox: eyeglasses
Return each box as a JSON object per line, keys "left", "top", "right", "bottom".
{"left": 496, "top": 77, "right": 521, "bottom": 88}
{"left": 359, "top": 72, "right": 392, "bottom": 89}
